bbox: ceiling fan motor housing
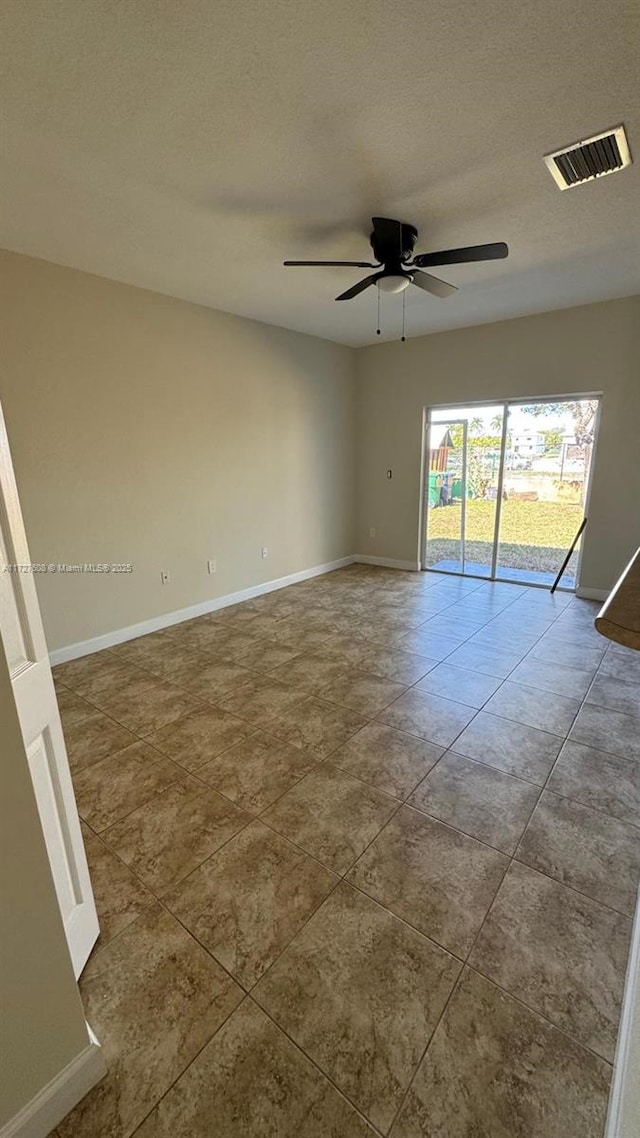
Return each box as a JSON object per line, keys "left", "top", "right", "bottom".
{"left": 370, "top": 221, "right": 418, "bottom": 267}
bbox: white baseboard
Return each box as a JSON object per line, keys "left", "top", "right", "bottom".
{"left": 606, "top": 887, "right": 640, "bottom": 1137}
{"left": 354, "top": 555, "right": 420, "bottom": 571}
{"left": 1, "top": 1025, "right": 106, "bottom": 1138}
{"left": 576, "top": 586, "right": 609, "bottom": 601}
{"left": 49, "top": 556, "right": 356, "bottom": 665}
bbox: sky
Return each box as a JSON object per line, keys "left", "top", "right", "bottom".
{"left": 430, "top": 402, "right": 579, "bottom": 434}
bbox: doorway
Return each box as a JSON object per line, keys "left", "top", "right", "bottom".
{"left": 422, "top": 396, "right": 600, "bottom": 589}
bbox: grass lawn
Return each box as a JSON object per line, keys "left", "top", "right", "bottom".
{"left": 425, "top": 500, "right": 584, "bottom": 576}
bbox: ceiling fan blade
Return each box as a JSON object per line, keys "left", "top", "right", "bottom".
{"left": 283, "top": 260, "right": 377, "bottom": 267}
{"left": 411, "top": 270, "right": 458, "bottom": 298}
{"left": 335, "top": 273, "right": 380, "bottom": 301}
{"left": 413, "top": 242, "right": 509, "bottom": 268}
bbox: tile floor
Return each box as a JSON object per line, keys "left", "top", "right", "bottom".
{"left": 50, "top": 565, "right": 640, "bottom": 1137}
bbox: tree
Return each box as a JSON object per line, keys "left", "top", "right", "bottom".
{"left": 541, "top": 427, "right": 563, "bottom": 451}
{"left": 469, "top": 416, "right": 483, "bottom": 434}
{"left": 468, "top": 435, "right": 502, "bottom": 450}
{"left": 490, "top": 413, "right": 504, "bottom": 432}
{"left": 522, "top": 400, "right": 598, "bottom": 505}
{"left": 521, "top": 400, "right": 598, "bottom": 446}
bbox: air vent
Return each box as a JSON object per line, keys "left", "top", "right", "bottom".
{"left": 544, "top": 125, "right": 632, "bottom": 190}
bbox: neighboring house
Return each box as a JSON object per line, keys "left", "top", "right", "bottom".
{"left": 511, "top": 429, "right": 545, "bottom": 456}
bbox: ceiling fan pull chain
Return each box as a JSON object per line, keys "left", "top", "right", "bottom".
{"left": 401, "top": 289, "right": 406, "bottom": 342}
{"left": 376, "top": 287, "right": 381, "bottom": 336}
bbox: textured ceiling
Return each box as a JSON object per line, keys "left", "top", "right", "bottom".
{"left": 1, "top": 0, "right": 638, "bottom": 346}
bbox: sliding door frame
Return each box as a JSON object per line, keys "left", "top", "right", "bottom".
{"left": 421, "top": 391, "right": 602, "bottom": 591}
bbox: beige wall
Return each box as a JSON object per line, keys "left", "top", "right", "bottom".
{"left": 355, "top": 297, "right": 640, "bottom": 592}
{"left": 0, "top": 251, "right": 356, "bottom": 651}
{"left": 0, "top": 638, "right": 89, "bottom": 1125}
{"left": 2, "top": 251, "right": 639, "bottom": 657}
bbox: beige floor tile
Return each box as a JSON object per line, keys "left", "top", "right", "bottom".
{"left": 197, "top": 729, "right": 316, "bottom": 813}
{"left": 145, "top": 704, "right": 255, "bottom": 772}
{"left": 445, "top": 642, "right": 522, "bottom": 678}
{"left": 469, "top": 862, "right": 631, "bottom": 1061}
{"left": 354, "top": 644, "right": 436, "bottom": 685}
{"left": 199, "top": 627, "right": 266, "bottom": 660}
{"left": 57, "top": 905, "right": 242, "bottom": 1138}
{"left": 515, "top": 791, "right": 640, "bottom": 915}
{"left": 318, "top": 667, "right": 407, "bottom": 713}
{"left": 348, "top": 806, "right": 508, "bottom": 957}
{"left": 254, "top": 883, "right": 460, "bottom": 1132}
{"left": 165, "top": 820, "right": 335, "bottom": 987}
{"left": 270, "top": 621, "right": 334, "bottom": 649}
{"left": 599, "top": 649, "right": 640, "bottom": 683}
{"left": 410, "top": 752, "right": 540, "bottom": 854}
{"left": 332, "top": 722, "right": 443, "bottom": 799}
{"left": 106, "top": 631, "right": 179, "bottom": 670}
{"left": 262, "top": 765, "right": 397, "bottom": 874}
{"left": 167, "top": 619, "right": 234, "bottom": 653}
{"left": 570, "top": 703, "right": 640, "bottom": 761}
{"left": 548, "top": 739, "right": 640, "bottom": 827}
{"left": 414, "top": 663, "right": 502, "bottom": 708}
{"left": 222, "top": 612, "right": 284, "bottom": 638}
{"left": 587, "top": 672, "right": 640, "bottom": 718}
{"left": 169, "top": 654, "right": 256, "bottom": 700}
{"left": 423, "top": 614, "right": 487, "bottom": 640}
{"left": 269, "top": 652, "right": 348, "bottom": 690}
{"left": 81, "top": 823, "right": 154, "bottom": 946}
{"left": 483, "top": 681, "right": 580, "bottom": 736}
{"left": 89, "top": 672, "right": 201, "bottom": 735}
{"left": 392, "top": 967, "right": 611, "bottom": 1138}
{"left": 50, "top": 568, "right": 640, "bottom": 1136}
{"left": 453, "top": 712, "right": 562, "bottom": 784}
{"left": 267, "top": 695, "right": 367, "bottom": 758}
{"left": 509, "top": 656, "right": 595, "bottom": 700}
{"left": 531, "top": 640, "right": 605, "bottom": 671}
{"left": 63, "top": 710, "right": 138, "bottom": 772}
{"left": 378, "top": 689, "right": 476, "bottom": 747}
{"left": 396, "top": 629, "right": 462, "bottom": 660}
{"left": 73, "top": 741, "right": 184, "bottom": 832}
{"left": 134, "top": 998, "right": 375, "bottom": 1138}
{"left": 52, "top": 650, "right": 131, "bottom": 697}
{"left": 218, "top": 674, "right": 305, "bottom": 728}
{"left": 232, "top": 638, "right": 302, "bottom": 673}
{"left": 102, "top": 777, "right": 248, "bottom": 893}
{"left": 132, "top": 643, "right": 209, "bottom": 682}
{"left": 55, "top": 684, "right": 96, "bottom": 728}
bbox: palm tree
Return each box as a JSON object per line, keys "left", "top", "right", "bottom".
{"left": 490, "top": 413, "right": 503, "bottom": 432}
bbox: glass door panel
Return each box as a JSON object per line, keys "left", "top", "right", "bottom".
{"left": 496, "top": 399, "right": 597, "bottom": 587}
{"left": 424, "top": 405, "right": 505, "bottom": 579}
{"left": 462, "top": 408, "right": 504, "bottom": 578}
{"left": 423, "top": 419, "right": 466, "bottom": 572}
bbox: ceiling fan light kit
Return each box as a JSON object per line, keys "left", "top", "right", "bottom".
{"left": 284, "top": 217, "right": 509, "bottom": 340}
{"left": 377, "top": 274, "right": 411, "bottom": 293}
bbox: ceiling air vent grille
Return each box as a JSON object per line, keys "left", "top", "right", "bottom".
{"left": 544, "top": 125, "right": 632, "bottom": 190}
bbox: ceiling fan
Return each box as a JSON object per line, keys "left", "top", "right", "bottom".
{"left": 284, "top": 216, "right": 508, "bottom": 300}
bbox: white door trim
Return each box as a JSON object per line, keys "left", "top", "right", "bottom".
{"left": 606, "top": 887, "right": 640, "bottom": 1137}
{"left": 0, "top": 401, "right": 99, "bottom": 975}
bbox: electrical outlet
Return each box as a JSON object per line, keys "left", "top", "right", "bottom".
{"left": 369, "top": 527, "right": 376, "bottom": 538}
{"left": 160, "top": 570, "right": 170, "bottom": 585}
{"left": 207, "top": 559, "right": 217, "bottom": 575}
{"left": 261, "top": 547, "right": 268, "bottom": 559}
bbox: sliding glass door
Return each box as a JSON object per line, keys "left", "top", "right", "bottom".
{"left": 423, "top": 397, "right": 599, "bottom": 589}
